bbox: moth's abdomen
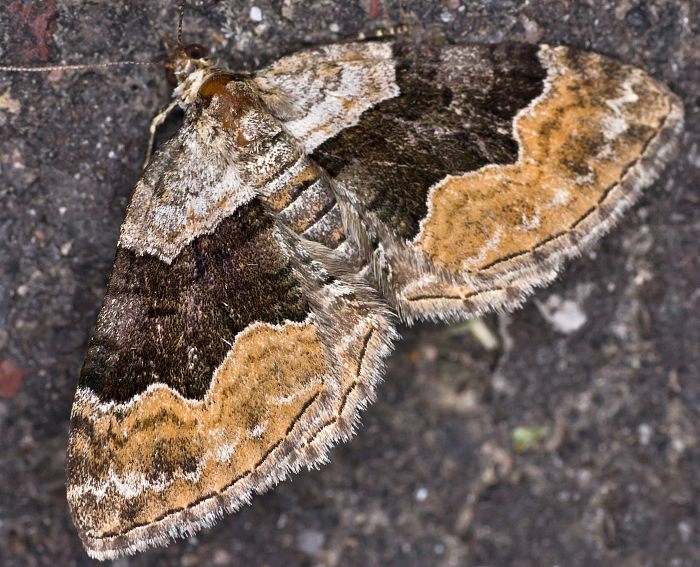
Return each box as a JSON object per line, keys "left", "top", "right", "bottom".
{"left": 263, "top": 156, "right": 349, "bottom": 251}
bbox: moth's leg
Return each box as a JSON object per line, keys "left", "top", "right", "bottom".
{"left": 143, "top": 101, "right": 179, "bottom": 170}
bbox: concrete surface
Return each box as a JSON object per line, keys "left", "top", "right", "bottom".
{"left": 0, "top": 1, "right": 698, "bottom": 566}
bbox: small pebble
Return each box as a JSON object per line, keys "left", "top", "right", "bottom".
{"left": 677, "top": 521, "right": 692, "bottom": 543}
{"left": 212, "top": 549, "right": 232, "bottom": 566}
{"left": 47, "top": 69, "right": 65, "bottom": 82}
{"left": 415, "top": 487, "right": 429, "bottom": 501}
{"left": 297, "top": 530, "right": 325, "bottom": 556}
{"left": 250, "top": 6, "right": 262, "bottom": 22}
{"left": 536, "top": 294, "right": 587, "bottom": 334}
{"left": 637, "top": 423, "right": 652, "bottom": 445}
{"left": 440, "top": 10, "right": 455, "bottom": 23}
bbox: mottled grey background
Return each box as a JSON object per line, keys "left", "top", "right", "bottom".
{"left": 0, "top": 1, "right": 698, "bottom": 566}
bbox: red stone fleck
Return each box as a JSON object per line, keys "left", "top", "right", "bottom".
{"left": 368, "top": 0, "right": 382, "bottom": 18}
{"left": 8, "top": 0, "right": 57, "bottom": 63}
{"left": 0, "top": 360, "right": 28, "bottom": 398}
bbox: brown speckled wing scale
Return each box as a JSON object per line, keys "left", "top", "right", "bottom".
{"left": 68, "top": 37, "right": 682, "bottom": 559}
{"left": 260, "top": 41, "right": 683, "bottom": 323}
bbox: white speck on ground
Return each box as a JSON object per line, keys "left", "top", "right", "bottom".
{"left": 535, "top": 294, "right": 588, "bottom": 334}
{"left": 250, "top": 6, "right": 262, "bottom": 22}
{"left": 638, "top": 423, "right": 652, "bottom": 445}
{"left": 297, "top": 530, "right": 325, "bottom": 556}
{"left": 440, "top": 10, "right": 455, "bottom": 23}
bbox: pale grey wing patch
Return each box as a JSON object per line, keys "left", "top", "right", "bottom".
{"left": 253, "top": 41, "right": 399, "bottom": 152}
{"left": 119, "top": 119, "right": 257, "bottom": 263}
{"left": 119, "top": 75, "right": 307, "bottom": 264}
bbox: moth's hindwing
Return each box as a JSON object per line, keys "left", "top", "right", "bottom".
{"left": 258, "top": 41, "right": 683, "bottom": 323}
{"left": 67, "top": 196, "right": 396, "bottom": 558}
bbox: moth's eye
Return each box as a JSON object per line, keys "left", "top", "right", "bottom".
{"left": 184, "top": 43, "right": 209, "bottom": 60}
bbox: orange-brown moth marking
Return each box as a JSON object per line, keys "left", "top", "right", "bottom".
{"left": 266, "top": 163, "right": 321, "bottom": 211}
{"left": 68, "top": 321, "right": 327, "bottom": 539}
{"left": 199, "top": 73, "right": 256, "bottom": 136}
{"left": 307, "top": 326, "right": 376, "bottom": 445}
{"left": 416, "top": 46, "right": 674, "bottom": 273}
{"left": 199, "top": 73, "right": 235, "bottom": 98}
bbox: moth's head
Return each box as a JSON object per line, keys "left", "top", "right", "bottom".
{"left": 167, "top": 42, "right": 213, "bottom": 86}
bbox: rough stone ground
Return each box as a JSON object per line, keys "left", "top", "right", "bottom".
{"left": 0, "top": 1, "right": 698, "bottom": 566}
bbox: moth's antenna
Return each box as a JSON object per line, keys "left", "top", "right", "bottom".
{"left": 0, "top": 61, "right": 161, "bottom": 73}
{"left": 0, "top": 4, "right": 173, "bottom": 75}
{"left": 177, "top": 0, "right": 187, "bottom": 46}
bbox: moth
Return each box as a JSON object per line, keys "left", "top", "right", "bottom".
{"left": 61, "top": 12, "right": 683, "bottom": 561}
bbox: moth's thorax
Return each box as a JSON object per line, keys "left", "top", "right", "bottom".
{"left": 199, "top": 74, "right": 259, "bottom": 137}
{"left": 185, "top": 72, "right": 284, "bottom": 155}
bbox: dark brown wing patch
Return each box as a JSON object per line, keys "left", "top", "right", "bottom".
{"left": 312, "top": 42, "right": 547, "bottom": 239}
{"left": 80, "top": 199, "right": 310, "bottom": 403}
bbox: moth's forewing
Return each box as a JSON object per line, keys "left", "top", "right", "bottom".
{"left": 67, "top": 71, "right": 396, "bottom": 560}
